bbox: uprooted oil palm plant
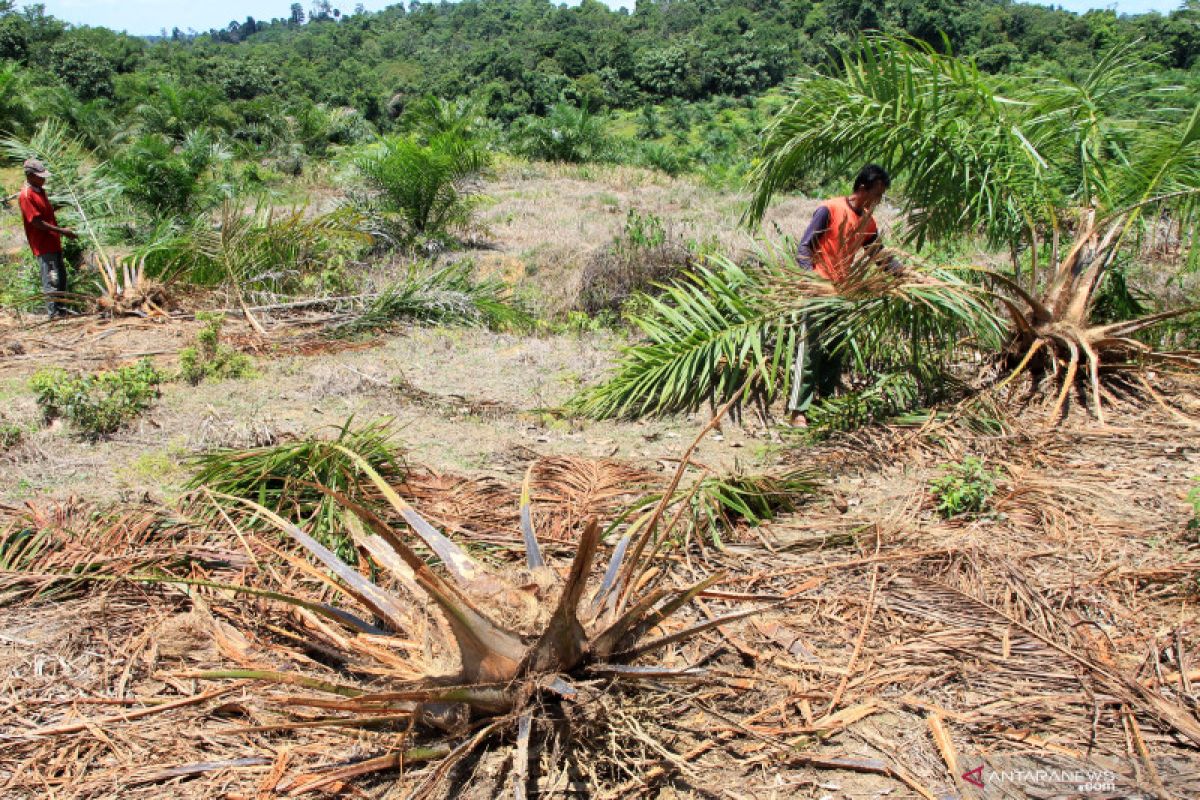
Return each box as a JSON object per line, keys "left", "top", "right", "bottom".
{"left": 748, "top": 36, "right": 1200, "bottom": 423}
{"left": 0, "top": 443, "right": 763, "bottom": 796}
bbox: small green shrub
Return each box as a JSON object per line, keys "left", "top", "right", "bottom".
{"left": 30, "top": 359, "right": 163, "bottom": 439}
{"left": 0, "top": 420, "right": 24, "bottom": 449}
{"left": 620, "top": 209, "right": 666, "bottom": 251}
{"left": 0, "top": 256, "right": 41, "bottom": 312}
{"left": 1188, "top": 477, "right": 1200, "bottom": 533}
{"left": 105, "top": 130, "right": 226, "bottom": 221}
{"left": 929, "top": 456, "right": 1002, "bottom": 519}
{"left": 178, "top": 312, "right": 254, "bottom": 385}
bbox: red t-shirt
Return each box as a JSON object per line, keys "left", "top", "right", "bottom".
{"left": 18, "top": 185, "right": 61, "bottom": 257}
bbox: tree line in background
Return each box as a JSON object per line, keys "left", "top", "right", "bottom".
{"left": 0, "top": 0, "right": 1197, "bottom": 134}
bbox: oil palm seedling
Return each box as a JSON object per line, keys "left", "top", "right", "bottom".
{"left": 104, "top": 129, "right": 229, "bottom": 222}
{"left": 403, "top": 94, "right": 491, "bottom": 144}
{"left": 516, "top": 101, "right": 611, "bottom": 164}
{"left": 350, "top": 131, "right": 489, "bottom": 247}
{"left": 748, "top": 36, "right": 1200, "bottom": 422}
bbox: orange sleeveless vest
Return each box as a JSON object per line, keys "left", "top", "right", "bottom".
{"left": 814, "top": 197, "right": 878, "bottom": 283}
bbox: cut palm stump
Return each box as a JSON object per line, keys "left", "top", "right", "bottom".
{"left": 188, "top": 447, "right": 759, "bottom": 794}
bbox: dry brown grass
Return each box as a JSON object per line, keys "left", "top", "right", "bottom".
{"left": 468, "top": 161, "right": 881, "bottom": 316}
{"left": 2, "top": 408, "right": 1198, "bottom": 798}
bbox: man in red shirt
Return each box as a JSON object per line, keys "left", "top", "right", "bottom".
{"left": 788, "top": 164, "right": 892, "bottom": 426}
{"left": 18, "top": 158, "right": 78, "bottom": 318}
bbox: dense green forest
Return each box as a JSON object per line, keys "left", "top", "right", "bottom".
{"left": 0, "top": 0, "right": 1197, "bottom": 138}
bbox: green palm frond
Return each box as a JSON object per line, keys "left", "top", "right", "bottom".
{"left": 746, "top": 36, "right": 1046, "bottom": 249}
{"left": 571, "top": 257, "right": 794, "bottom": 419}
{"left": 0, "top": 120, "right": 122, "bottom": 246}
{"left": 764, "top": 248, "right": 1008, "bottom": 367}
{"left": 152, "top": 200, "right": 369, "bottom": 292}
{"left": 336, "top": 261, "right": 532, "bottom": 335}
{"left": 187, "top": 417, "right": 405, "bottom": 561}
{"left": 572, "top": 245, "right": 1003, "bottom": 422}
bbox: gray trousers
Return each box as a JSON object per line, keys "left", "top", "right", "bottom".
{"left": 36, "top": 251, "right": 67, "bottom": 316}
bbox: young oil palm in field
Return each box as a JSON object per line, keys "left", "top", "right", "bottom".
{"left": 747, "top": 37, "right": 1200, "bottom": 422}
{"left": 351, "top": 132, "right": 489, "bottom": 248}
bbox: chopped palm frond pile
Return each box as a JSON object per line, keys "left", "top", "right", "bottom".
{"left": 0, "top": 497, "right": 230, "bottom": 607}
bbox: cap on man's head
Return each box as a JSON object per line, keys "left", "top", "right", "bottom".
{"left": 22, "top": 158, "right": 49, "bottom": 178}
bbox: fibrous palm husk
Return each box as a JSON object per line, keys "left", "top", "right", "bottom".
{"left": 93, "top": 253, "right": 172, "bottom": 318}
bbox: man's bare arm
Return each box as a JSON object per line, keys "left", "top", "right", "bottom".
{"left": 30, "top": 217, "right": 78, "bottom": 238}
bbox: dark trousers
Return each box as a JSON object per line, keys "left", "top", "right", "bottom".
{"left": 787, "top": 314, "right": 845, "bottom": 413}
{"left": 36, "top": 251, "right": 67, "bottom": 317}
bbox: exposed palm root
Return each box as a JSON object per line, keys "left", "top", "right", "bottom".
{"left": 93, "top": 253, "right": 172, "bottom": 318}
{"left": 987, "top": 209, "right": 1199, "bottom": 425}
{"left": 999, "top": 321, "right": 1198, "bottom": 424}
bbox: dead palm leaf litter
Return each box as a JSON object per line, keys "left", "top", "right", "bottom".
{"left": 1, "top": 403, "right": 1197, "bottom": 799}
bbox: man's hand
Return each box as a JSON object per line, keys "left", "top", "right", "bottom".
{"left": 63, "top": 228, "right": 79, "bottom": 239}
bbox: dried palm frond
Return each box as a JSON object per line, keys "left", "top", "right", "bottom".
{"left": 398, "top": 467, "right": 518, "bottom": 545}
{"left": 523, "top": 456, "right": 659, "bottom": 539}
{"left": 0, "top": 499, "right": 218, "bottom": 606}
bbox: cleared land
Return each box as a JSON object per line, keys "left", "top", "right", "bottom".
{"left": 1, "top": 165, "right": 1198, "bottom": 799}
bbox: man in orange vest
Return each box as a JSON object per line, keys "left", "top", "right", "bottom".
{"left": 788, "top": 164, "right": 892, "bottom": 426}
{"left": 18, "top": 158, "right": 78, "bottom": 318}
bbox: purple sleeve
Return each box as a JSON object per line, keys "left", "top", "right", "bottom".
{"left": 796, "top": 205, "right": 831, "bottom": 270}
